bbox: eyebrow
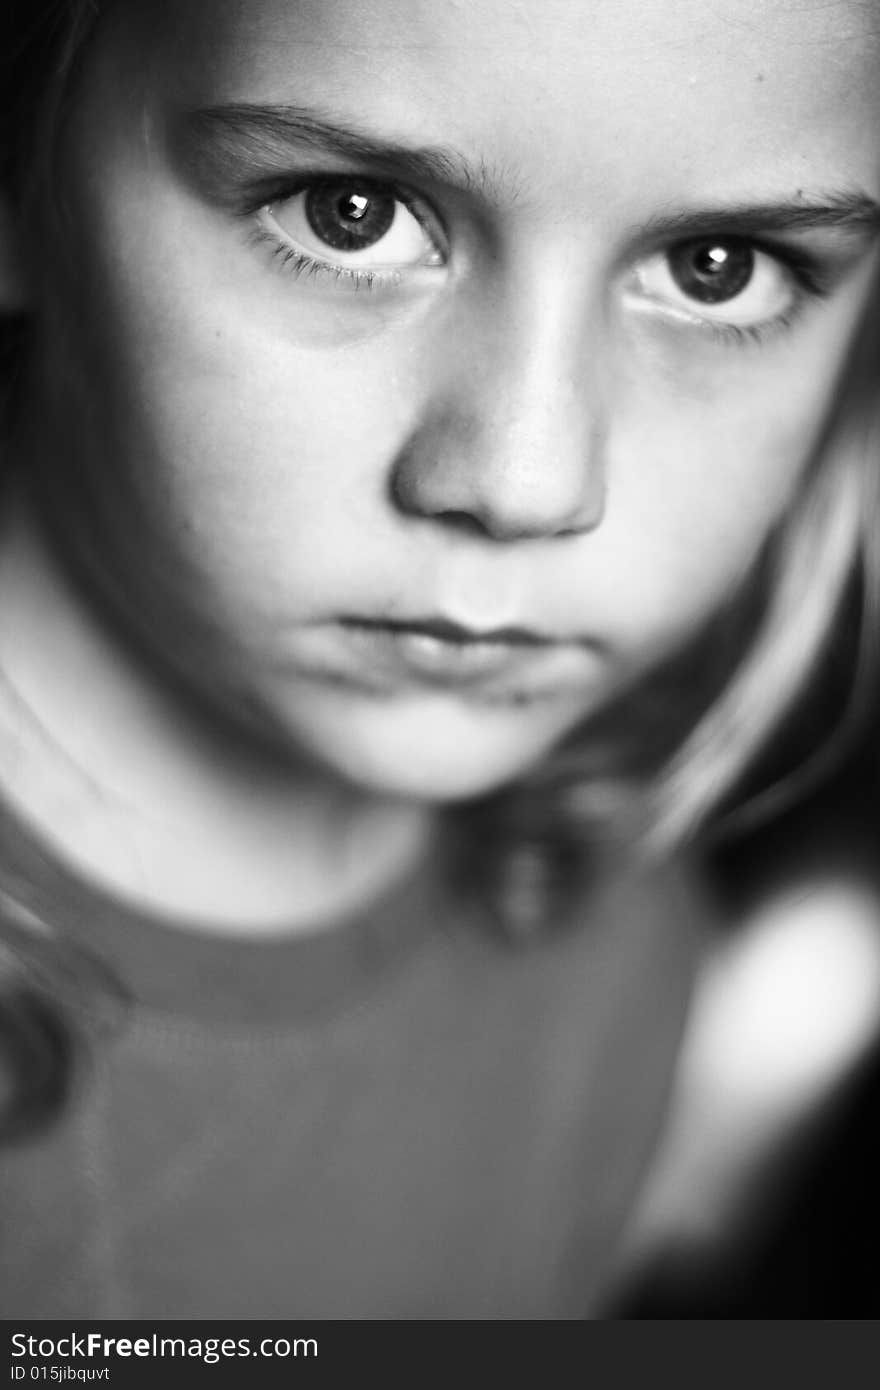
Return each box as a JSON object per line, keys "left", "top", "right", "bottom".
{"left": 640, "top": 195, "right": 880, "bottom": 243}
{"left": 177, "top": 103, "right": 490, "bottom": 196}
{"left": 177, "top": 103, "right": 880, "bottom": 240}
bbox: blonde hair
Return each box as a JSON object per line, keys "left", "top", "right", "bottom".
{"left": 655, "top": 336, "right": 880, "bottom": 850}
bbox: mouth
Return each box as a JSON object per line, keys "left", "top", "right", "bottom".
{"left": 265, "top": 608, "right": 600, "bottom": 702}
{"left": 343, "top": 615, "right": 553, "bottom": 648}
{"left": 331, "top": 615, "right": 582, "bottom": 689}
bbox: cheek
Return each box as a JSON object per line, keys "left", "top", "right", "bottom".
{"left": 574, "top": 341, "right": 841, "bottom": 665}
{"left": 80, "top": 268, "right": 418, "bottom": 621}
{"left": 56, "top": 137, "right": 429, "bottom": 620}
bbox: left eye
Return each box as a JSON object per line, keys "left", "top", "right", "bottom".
{"left": 260, "top": 179, "right": 443, "bottom": 270}
{"left": 633, "top": 237, "right": 794, "bottom": 327}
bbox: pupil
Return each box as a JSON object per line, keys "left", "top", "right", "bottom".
{"left": 668, "top": 238, "right": 754, "bottom": 304}
{"left": 306, "top": 182, "right": 396, "bottom": 252}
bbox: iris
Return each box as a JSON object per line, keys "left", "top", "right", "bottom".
{"left": 668, "top": 239, "right": 754, "bottom": 304}
{"left": 305, "top": 181, "right": 397, "bottom": 252}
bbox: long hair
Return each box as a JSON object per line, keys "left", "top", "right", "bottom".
{"left": 1, "top": 0, "right": 878, "bottom": 1124}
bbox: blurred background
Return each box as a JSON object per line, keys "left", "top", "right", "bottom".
{"left": 609, "top": 743, "right": 880, "bottom": 1318}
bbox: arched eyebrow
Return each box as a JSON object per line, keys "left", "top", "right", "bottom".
{"left": 175, "top": 103, "right": 492, "bottom": 197}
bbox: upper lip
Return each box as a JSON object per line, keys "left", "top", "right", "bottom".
{"left": 341, "top": 616, "right": 554, "bottom": 647}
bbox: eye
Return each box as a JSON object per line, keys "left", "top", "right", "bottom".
{"left": 633, "top": 236, "right": 795, "bottom": 328}
{"left": 259, "top": 178, "right": 443, "bottom": 272}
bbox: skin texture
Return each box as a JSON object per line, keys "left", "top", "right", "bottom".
{"left": 0, "top": 0, "right": 879, "bottom": 923}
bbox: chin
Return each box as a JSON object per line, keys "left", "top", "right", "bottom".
{"left": 262, "top": 685, "right": 573, "bottom": 804}
{"left": 332, "top": 752, "right": 532, "bottom": 805}
{"left": 309, "top": 725, "right": 545, "bottom": 803}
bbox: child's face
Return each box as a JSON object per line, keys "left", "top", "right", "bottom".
{"left": 27, "top": 0, "right": 880, "bottom": 798}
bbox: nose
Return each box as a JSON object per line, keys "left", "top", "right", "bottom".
{"left": 389, "top": 287, "right": 608, "bottom": 542}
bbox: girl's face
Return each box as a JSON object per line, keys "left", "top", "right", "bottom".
{"left": 24, "top": 0, "right": 880, "bottom": 798}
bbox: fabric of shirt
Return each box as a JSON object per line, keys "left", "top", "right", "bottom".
{"left": 0, "top": 807, "right": 704, "bottom": 1319}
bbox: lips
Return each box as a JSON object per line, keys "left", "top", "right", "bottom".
{"left": 342, "top": 615, "right": 551, "bottom": 648}
{"left": 264, "top": 610, "right": 597, "bottom": 699}
{"left": 332, "top": 615, "right": 581, "bottom": 690}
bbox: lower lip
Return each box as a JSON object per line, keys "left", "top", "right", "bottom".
{"left": 345, "top": 623, "right": 545, "bottom": 682}
{"left": 274, "top": 620, "right": 595, "bottom": 696}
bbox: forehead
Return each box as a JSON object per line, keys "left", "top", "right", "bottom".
{"left": 104, "top": 0, "right": 880, "bottom": 206}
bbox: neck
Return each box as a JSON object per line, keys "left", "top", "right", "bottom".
{"left": 0, "top": 478, "right": 432, "bottom": 935}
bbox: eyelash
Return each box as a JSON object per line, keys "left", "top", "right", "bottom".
{"left": 707, "top": 314, "right": 794, "bottom": 348}
{"left": 249, "top": 221, "right": 398, "bottom": 292}
{"left": 243, "top": 181, "right": 836, "bottom": 344}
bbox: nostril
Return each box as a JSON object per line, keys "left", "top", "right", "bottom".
{"left": 436, "top": 509, "right": 490, "bottom": 536}
{"left": 389, "top": 453, "right": 495, "bottom": 535}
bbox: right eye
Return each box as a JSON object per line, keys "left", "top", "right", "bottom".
{"left": 260, "top": 179, "right": 444, "bottom": 272}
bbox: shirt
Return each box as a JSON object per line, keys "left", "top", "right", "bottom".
{"left": 0, "top": 806, "right": 703, "bottom": 1318}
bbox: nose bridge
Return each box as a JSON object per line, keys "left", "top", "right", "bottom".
{"left": 390, "top": 270, "right": 608, "bottom": 541}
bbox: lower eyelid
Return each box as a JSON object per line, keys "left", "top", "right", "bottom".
{"left": 249, "top": 221, "right": 404, "bottom": 291}
{"left": 622, "top": 284, "right": 809, "bottom": 347}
